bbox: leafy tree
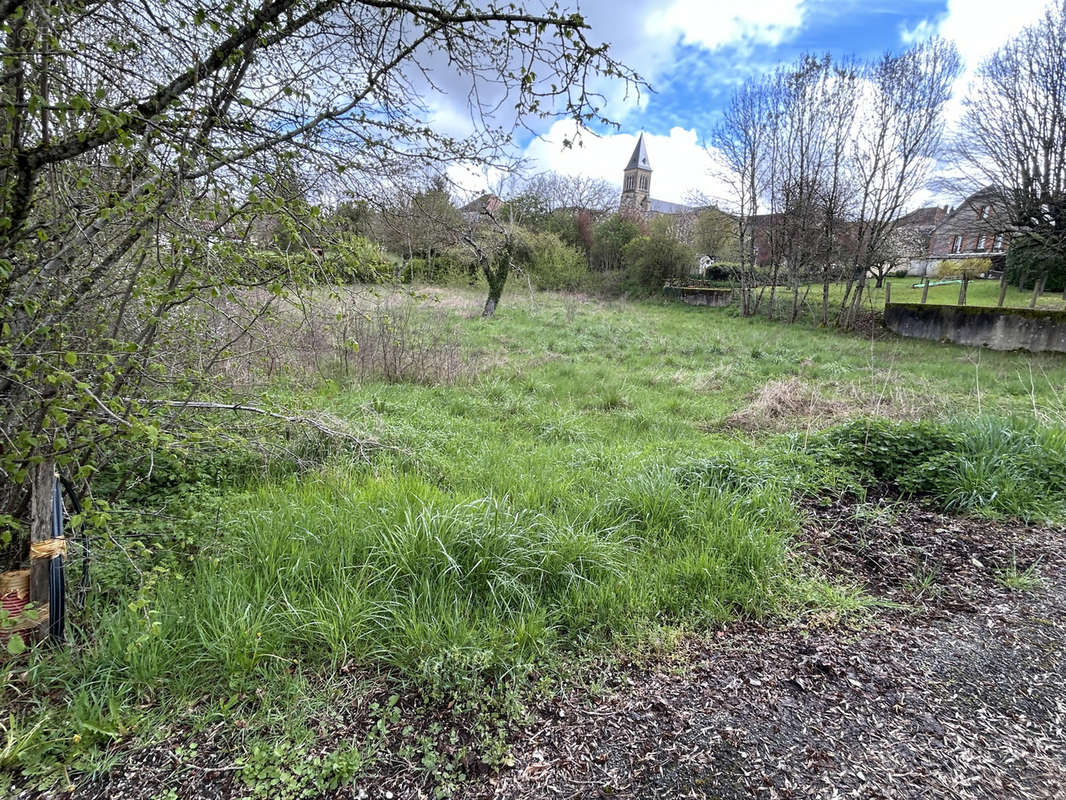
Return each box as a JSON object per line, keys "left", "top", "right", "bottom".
{"left": 621, "top": 233, "right": 694, "bottom": 294}
{"left": 591, "top": 214, "right": 641, "bottom": 271}
{"left": 694, "top": 208, "right": 740, "bottom": 261}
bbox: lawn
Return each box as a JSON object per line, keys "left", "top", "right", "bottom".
{"left": 766, "top": 277, "right": 1066, "bottom": 313}
{"left": 4, "top": 286, "right": 1065, "bottom": 796}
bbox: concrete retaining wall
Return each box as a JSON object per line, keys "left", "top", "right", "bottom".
{"left": 664, "top": 286, "right": 734, "bottom": 307}
{"left": 884, "top": 302, "right": 1066, "bottom": 353}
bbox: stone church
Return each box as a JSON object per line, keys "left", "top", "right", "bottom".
{"left": 619, "top": 133, "right": 692, "bottom": 216}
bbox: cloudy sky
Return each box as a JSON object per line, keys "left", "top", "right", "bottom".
{"left": 449, "top": 0, "right": 1054, "bottom": 208}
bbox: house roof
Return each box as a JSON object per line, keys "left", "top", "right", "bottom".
{"left": 625, "top": 134, "right": 651, "bottom": 171}
{"left": 897, "top": 206, "right": 945, "bottom": 228}
{"left": 458, "top": 193, "right": 500, "bottom": 214}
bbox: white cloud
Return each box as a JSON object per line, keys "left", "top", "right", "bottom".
{"left": 916, "top": 0, "right": 1050, "bottom": 68}
{"left": 520, "top": 120, "right": 734, "bottom": 206}
{"left": 646, "top": 0, "right": 805, "bottom": 52}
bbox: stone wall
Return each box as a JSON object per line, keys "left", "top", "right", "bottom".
{"left": 884, "top": 302, "right": 1066, "bottom": 353}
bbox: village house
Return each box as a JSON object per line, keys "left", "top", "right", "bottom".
{"left": 458, "top": 192, "right": 503, "bottom": 224}
{"left": 908, "top": 187, "right": 1011, "bottom": 277}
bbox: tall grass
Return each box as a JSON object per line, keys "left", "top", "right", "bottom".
{"left": 63, "top": 465, "right": 794, "bottom": 703}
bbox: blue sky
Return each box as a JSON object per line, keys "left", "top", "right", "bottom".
{"left": 448, "top": 0, "right": 1054, "bottom": 207}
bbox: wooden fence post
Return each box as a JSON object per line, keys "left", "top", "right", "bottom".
{"left": 884, "top": 280, "right": 891, "bottom": 305}
{"left": 958, "top": 273, "right": 968, "bottom": 306}
{"left": 1029, "top": 273, "right": 1046, "bottom": 309}
{"left": 998, "top": 271, "right": 1008, "bottom": 307}
{"left": 921, "top": 277, "right": 930, "bottom": 304}
{"left": 29, "top": 460, "right": 54, "bottom": 643}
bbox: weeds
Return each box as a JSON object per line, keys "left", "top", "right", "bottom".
{"left": 996, "top": 557, "right": 1044, "bottom": 592}
{"left": 4, "top": 289, "right": 1066, "bottom": 793}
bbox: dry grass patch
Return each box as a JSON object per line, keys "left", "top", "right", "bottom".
{"left": 722, "top": 377, "right": 934, "bottom": 432}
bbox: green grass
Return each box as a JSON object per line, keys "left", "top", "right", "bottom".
{"left": 3, "top": 285, "right": 1065, "bottom": 792}
{"left": 846, "top": 277, "right": 1063, "bottom": 310}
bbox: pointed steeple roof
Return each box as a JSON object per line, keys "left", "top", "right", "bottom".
{"left": 625, "top": 133, "right": 651, "bottom": 171}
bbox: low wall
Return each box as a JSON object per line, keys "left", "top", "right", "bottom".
{"left": 884, "top": 302, "right": 1066, "bottom": 353}
{"left": 664, "top": 286, "right": 734, "bottom": 307}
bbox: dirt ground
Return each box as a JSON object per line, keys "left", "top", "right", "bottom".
{"left": 467, "top": 499, "right": 1066, "bottom": 800}
{"left": 49, "top": 498, "right": 1066, "bottom": 800}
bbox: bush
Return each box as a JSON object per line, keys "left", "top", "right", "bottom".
{"left": 522, "top": 231, "right": 589, "bottom": 291}
{"left": 938, "top": 258, "right": 992, "bottom": 278}
{"left": 325, "top": 235, "right": 393, "bottom": 283}
{"left": 1006, "top": 233, "right": 1066, "bottom": 292}
{"left": 621, "top": 233, "right": 695, "bottom": 294}
{"left": 590, "top": 214, "right": 641, "bottom": 271}
{"left": 809, "top": 417, "right": 1066, "bottom": 522}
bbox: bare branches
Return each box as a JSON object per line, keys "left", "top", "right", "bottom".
{"left": 951, "top": 2, "right": 1066, "bottom": 274}
{"left": 0, "top": 0, "right": 641, "bottom": 520}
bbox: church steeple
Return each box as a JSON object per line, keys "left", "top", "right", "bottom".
{"left": 621, "top": 133, "right": 652, "bottom": 212}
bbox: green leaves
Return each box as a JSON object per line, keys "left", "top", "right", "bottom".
{"left": 7, "top": 633, "right": 26, "bottom": 656}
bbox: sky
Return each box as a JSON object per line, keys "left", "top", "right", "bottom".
{"left": 446, "top": 0, "right": 1054, "bottom": 209}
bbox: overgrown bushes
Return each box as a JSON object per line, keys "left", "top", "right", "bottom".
{"left": 1006, "top": 233, "right": 1066, "bottom": 293}
{"left": 621, "top": 233, "right": 694, "bottom": 294}
{"left": 808, "top": 417, "right": 1066, "bottom": 521}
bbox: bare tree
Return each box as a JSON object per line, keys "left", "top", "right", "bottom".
{"left": 951, "top": 1, "right": 1066, "bottom": 280}
{"left": 711, "top": 79, "right": 773, "bottom": 315}
{"left": 839, "top": 39, "right": 961, "bottom": 326}
{"left": 713, "top": 41, "right": 959, "bottom": 327}
{"left": 0, "top": 1, "right": 641, "bottom": 522}
{"left": 521, "top": 171, "right": 616, "bottom": 212}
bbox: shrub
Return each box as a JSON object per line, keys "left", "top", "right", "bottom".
{"left": 810, "top": 417, "right": 1066, "bottom": 522}
{"left": 938, "top": 257, "right": 992, "bottom": 278}
{"left": 1006, "top": 233, "right": 1066, "bottom": 292}
{"left": 522, "top": 231, "right": 589, "bottom": 291}
{"left": 590, "top": 214, "right": 640, "bottom": 271}
{"left": 325, "top": 235, "right": 393, "bottom": 283}
{"left": 621, "top": 233, "right": 695, "bottom": 294}
{"left": 811, "top": 418, "right": 962, "bottom": 484}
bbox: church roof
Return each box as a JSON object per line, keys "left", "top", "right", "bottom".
{"left": 648, "top": 198, "right": 690, "bottom": 214}
{"left": 625, "top": 133, "right": 651, "bottom": 171}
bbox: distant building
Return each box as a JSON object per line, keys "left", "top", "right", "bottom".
{"left": 908, "top": 187, "right": 1011, "bottom": 277}
{"left": 618, "top": 134, "right": 693, "bottom": 216}
{"left": 459, "top": 193, "right": 502, "bottom": 224}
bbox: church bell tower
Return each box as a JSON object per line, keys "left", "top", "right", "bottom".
{"left": 620, "top": 133, "right": 651, "bottom": 212}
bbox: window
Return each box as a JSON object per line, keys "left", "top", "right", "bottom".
{"left": 976, "top": 234, "right": 987, "bottom": 251}
{"left": 978, "top": 205, "right": 991, "bottom": 219}
{"left": 951, "top": 234, "right": 963, "bottom": 253}
{"left": 993, "top": 233, "right": 1005, "bottom": 251}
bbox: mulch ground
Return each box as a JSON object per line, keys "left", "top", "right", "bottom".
{"left": 34, "top": 498, "right": 1066, "bottom": 800}
{"left": 467, "top": 498, "right": 1066, "bottom": 800}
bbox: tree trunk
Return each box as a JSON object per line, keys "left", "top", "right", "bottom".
{"left": 998, "top": 272, "right": 1008, "bottom": 307}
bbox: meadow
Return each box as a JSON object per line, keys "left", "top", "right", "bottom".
{"left": 4, "top": 286, "right": 1066, "bottom": 795}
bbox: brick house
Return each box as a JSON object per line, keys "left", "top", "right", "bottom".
{"left": 908, "top": 187, "right": 1011, "bottom": 276}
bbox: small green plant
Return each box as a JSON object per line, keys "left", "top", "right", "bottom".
{"left": 996, "top": 558, "right": 1043, "bottom": 592}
